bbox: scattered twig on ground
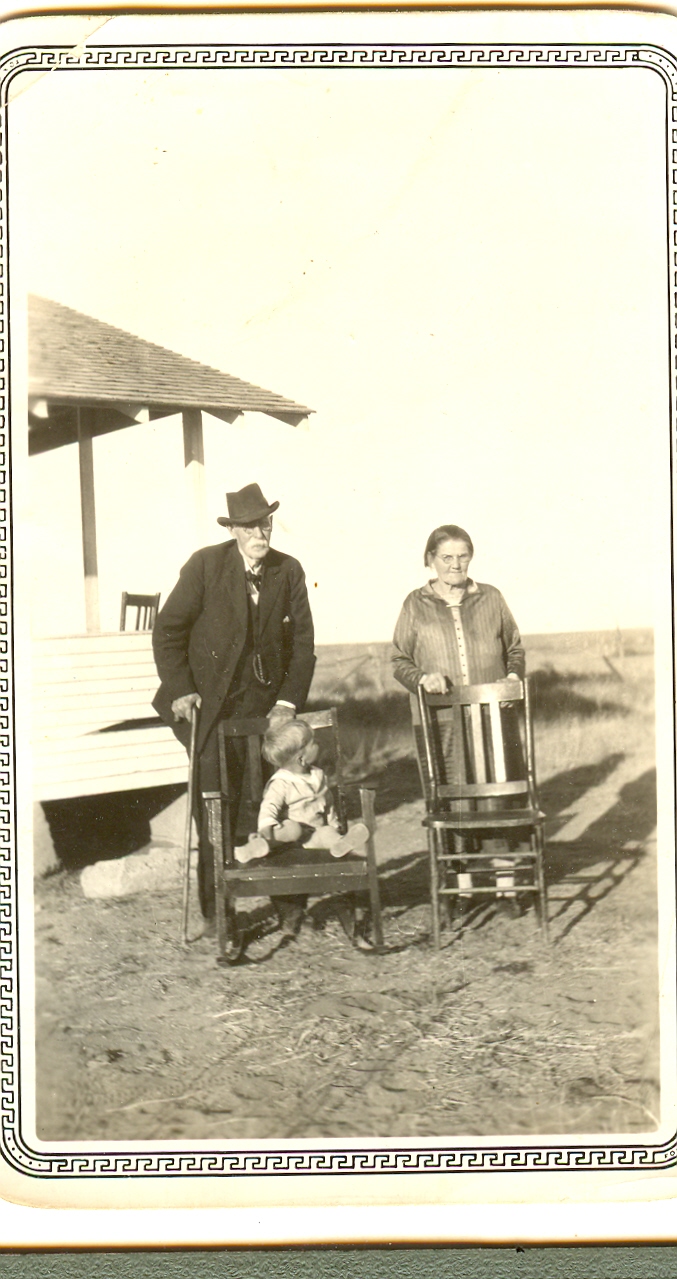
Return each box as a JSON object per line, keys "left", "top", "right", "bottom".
{"left": 209, "top": 1008, "right": 251, "bottom": 1019}
{"left": 588, "top": 1095, "right": 659, "bottom": 1127}
{"left": 106, "top": 1093, "right": 195, "bottom": 1113}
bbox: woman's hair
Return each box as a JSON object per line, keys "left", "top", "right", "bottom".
{"left": 262, "top": 719, "right": 314, "bottom": 768}
{"left": 424, "top": 524, "right": 474, "bottom": 565}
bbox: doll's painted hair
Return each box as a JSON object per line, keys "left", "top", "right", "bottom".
{"left": 262, "top": 719, "right": 314, "bottom": 768}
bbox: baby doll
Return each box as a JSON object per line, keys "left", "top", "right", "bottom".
{"left": 235, "top": 719, "right": 369, "bottom": 864}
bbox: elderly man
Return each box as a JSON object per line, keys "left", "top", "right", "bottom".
{"left": 152, "top": 483, "right": 315, "bottom": 931}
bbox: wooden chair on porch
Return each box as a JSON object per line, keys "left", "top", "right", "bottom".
{"left": 119, "top": 591, "right": 161, "bottom": 632}
{"left": 202, "top": 707, "right": 384, "bottom": 964}
{"left": 417, "top": 678, "right": 549, "bottom": 946}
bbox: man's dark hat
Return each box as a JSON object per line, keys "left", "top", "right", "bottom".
{"left": 217, "top": 483, "right": 279, "bottom": 527}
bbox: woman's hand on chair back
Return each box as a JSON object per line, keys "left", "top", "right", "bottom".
{"left": 421, "top": 672, "right": 449, "bottom": 694}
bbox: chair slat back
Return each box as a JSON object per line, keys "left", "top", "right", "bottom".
{"left": 425, "top": 681, "right": 523, "bottom": 705}
{"left": 247, "top": 733, "right": 264, "bottom": 808}
{"left": 488, "top": 701, "right": 507, "bottom": 784}
{"left": 299, "top": 708, "right": 339, "bottom": 731}
{"left": 298, "top": 707, "right": 344, "bottom": 798}
{"left": 468, "top": 702, "right": 487, "bottom": 784}
{"left": 417, "top": 679, "right": 532, "bottom": 806}
{"left": 120, "top": 591, "right": 161, "bottom": 632}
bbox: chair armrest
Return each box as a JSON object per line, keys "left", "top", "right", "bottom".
{"left": 337, "top": 781, "right": 376, "bottom": 831}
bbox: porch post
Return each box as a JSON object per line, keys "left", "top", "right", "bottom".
{"left": 77, "top": 407, "right": 100, "bottom": 633}
{"left": 182, "top": 408, "right": 208, "bottom": 546}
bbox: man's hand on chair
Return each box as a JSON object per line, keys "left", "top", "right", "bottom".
{"left": 268, "top": 703, "right": 295, "bottom": 727}
{"left": 171, "top": 692, "right": 202, "bottom": 722}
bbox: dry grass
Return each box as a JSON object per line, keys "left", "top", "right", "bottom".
{"left": 309, "top": 644, "right": 655, "bottom": 802}
{"left": 34, "top": 631, "right": 659, "bottom": 1142}
{"left": 528, "top": 648, "right": 654, "bottom": 773}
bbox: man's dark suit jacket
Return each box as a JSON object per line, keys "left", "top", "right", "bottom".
{"left": 152, "top": 540, "right": 315, "bottom": 754}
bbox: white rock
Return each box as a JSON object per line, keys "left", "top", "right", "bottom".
{"left": 80, "top": 841, "right": 192, "bottom": 899}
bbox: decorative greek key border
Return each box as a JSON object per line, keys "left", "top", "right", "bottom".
{"left": 2, "top": 39, "right": 675, "bottom": 1179}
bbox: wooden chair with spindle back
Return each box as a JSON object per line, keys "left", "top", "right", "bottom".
{"left": 120, "top": 592, "right": 161, "bottom": 632}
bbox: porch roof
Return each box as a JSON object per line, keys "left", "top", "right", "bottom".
{"left": 28, "top": 295, "right": 313, "bottom": 453}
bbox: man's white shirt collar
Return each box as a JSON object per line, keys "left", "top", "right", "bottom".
{"left": 238, "top": 547, "right": 263, "bottom": 576}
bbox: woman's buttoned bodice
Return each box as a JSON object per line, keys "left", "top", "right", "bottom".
{"left": 392, "top": 580, "right": 525, "bottom": 698}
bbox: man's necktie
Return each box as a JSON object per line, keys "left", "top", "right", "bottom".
{"left": 245, "top": 570, "right": 261, "bottom": 589}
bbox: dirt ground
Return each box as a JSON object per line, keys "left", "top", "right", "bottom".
{"left": 35, "top": 743, "right": 658, "bottom": 1142}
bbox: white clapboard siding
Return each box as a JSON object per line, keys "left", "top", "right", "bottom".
{"left": 33, "top": 726, "right": 189, "bottom": 801}
{"left": 32, "top": 632, "right": 188, "bottom": 801}
{"left": 33, "top": 632, "right": 162, "bottom": 736}
{"left": 35, "top": 665, "right": 159, "bottom": 689}
{"left": 33, "top": 632, "right": 159, "bottom": 669}
{"left": 35, "top": 691, "right": 160, "bottom": 737}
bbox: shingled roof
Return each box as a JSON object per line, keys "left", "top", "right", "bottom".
{"left": 28, "top": 295, "right": 312, "bottom": 451}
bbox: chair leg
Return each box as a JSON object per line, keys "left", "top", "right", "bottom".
{"left": 204, "top": 791, "right": 243, "bottom": 965}
{"left": 428, "top": 827, "right": 441, "bottom": 949}
{"left": 534, "top": 823, "right": 549, "bottom": 942}
{"left": 359, "top": 786, "right": 383, "bottom": 948}
{"left": 445, "top": 891, "right": 464, "bottom": 932}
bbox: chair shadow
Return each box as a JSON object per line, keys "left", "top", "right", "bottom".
{"left": 352, "top": 757, "right": 657, "bottom": 950}
{"left": 218, "top": 762, "right": 657, "bottom": 960}
{"left": 544, "top": 766, "right": 657, "bottom": 942}
{"left": 538, "top": 752, "right": 625, "bottom": 826}
{"left": 430, "top": 764, "right": 657, "bottom": 946}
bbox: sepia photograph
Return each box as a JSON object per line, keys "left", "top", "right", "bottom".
{"left": 2, "top": 5, "right": 676, "bottom": 1214}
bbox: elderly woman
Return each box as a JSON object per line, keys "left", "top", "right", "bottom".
{"left": 392, "top": 524, "right": 525, "bottom": 908}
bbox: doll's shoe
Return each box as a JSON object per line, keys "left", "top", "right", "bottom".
{"left": 330, "top": 822, "right": 370, "bottom": 858}
{"left": 234, "top": 834, "right": 270, "bottom": 864}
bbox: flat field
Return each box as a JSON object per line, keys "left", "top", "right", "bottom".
{"left": 34, "top": 630, "right": 660, "bottom": 1141}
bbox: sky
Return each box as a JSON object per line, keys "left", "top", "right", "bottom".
{"left": 10, "top": 43, "right": 670, "bottom": 643}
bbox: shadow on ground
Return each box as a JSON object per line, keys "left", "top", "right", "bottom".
{"left": 543, "top": 766, "right": 657, "bottom": 941}
{"left": 42, "top": 783, "right": 187, "bottom": 871}
{"left": 351, "top": 762, "right": 657, "bottom": 947}
{"left": 539, "top": 753, "right": 625, "bottom": 825}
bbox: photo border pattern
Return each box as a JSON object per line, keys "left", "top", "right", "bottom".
{"left": 2, "top": 38, "right": 675, "bottom": 1180}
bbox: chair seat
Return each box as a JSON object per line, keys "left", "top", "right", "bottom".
{"left": 439, "top": 883, "right": 540, "bottom": 895}
{"left": 423, "top": 807, "right": 544, "bottom": 829}
{"left": 437, "top": 850, "right": 537, "bottom": 863}
{"left": 223, "top": 854, "right": 369, "bottom": 899}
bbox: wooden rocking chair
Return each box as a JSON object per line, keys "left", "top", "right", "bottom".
{"left": 202, "top": 707, "right": 384, "bottom": 964}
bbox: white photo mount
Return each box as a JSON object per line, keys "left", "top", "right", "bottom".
{"left": 1, "top": 7, "right": 675, "bottom": 1225}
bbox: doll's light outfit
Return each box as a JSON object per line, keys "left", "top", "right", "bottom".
{"left": 258, "top": 765, "right": 340, "bottom": 839}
